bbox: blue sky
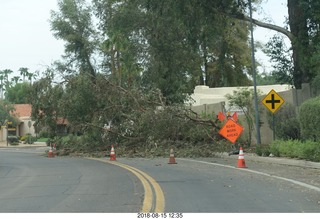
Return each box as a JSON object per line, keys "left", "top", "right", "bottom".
{"left": 0, "top": 0, "right": 288, "bottom": 78}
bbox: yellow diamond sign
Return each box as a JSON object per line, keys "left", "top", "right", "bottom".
{"left": 261, "top": 89, "right": 285, "bottom": 113}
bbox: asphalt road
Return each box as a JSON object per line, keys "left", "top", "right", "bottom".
{"left": 117, "top": 157, "right": 320, "bottom": 213}
{"left": 0, "top": 147, "right": 319, "bottom": 213}
{"left": 0, "top": 150, "right": 142, "bottom": 212}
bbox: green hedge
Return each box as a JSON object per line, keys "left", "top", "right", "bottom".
{"left": 7, "top": 136, "right": 19, "bottom": 145}
{"left": 299, "top": 96, "right": 320, "bottom": 140}
{"left": 267, "top": 102, "right": 300, "bottom": 140}
{"left": 269, "top": 140, "right": 320, "bottom": 162}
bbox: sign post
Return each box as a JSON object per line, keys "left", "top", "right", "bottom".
{"left": 261, "top": 89, "right": 285, "bottom": 140}
{"left": 6, "top": 121, "right": 12, "bottom": 147}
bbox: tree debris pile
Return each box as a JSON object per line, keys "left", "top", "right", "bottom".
{"left": 29, "top": 74, "right": 233, "bottom": 157}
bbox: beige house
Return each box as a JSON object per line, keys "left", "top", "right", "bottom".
{"left": 189, "top": 83, "right": 313, "bottom": 145}
{"left": 0, "top": 104, "right": 36, "bottom": 142}
{"left": 189, "top": 84, "right": 292, "bottom": 107}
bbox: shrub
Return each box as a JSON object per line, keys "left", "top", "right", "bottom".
{"left": 36, "top": 137, "right": 49, "bottom": 142}
{"left": 39, "top": 131, "right": 49, "bottom": 138}
{"left": 255, "top": 145, "right": 271, "bottom": 157}
{"left": 269, "top": 143, "right": 280, "bottom": 157}
{"left": 267, "top": 103, "right": 300, "bottom": 140}
{"left": 269, "top": 139, "right": 320, "bottom": 162}
{"left": 20, "top": 135, "right": 28, "bottom": 142}
{"left": 20, "top": 134, "right": 35, "bottom": 144}
{"left": 52, "top": 133, "right": 103, "bottom": 153}
{"left": 20, "top": 134, "right": 35, "bottom": 142}
{"left": 299, "top": 96, "right": 320, "bottom": 140}
{"left": 7, "top": 136, "right": 19, "bottom": 145}
{"left": 302, "top": 141, "right": 320, "bottom": 162}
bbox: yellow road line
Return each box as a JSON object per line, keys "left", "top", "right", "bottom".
{"left": 122, "top": 164, "right": 165, "bottom": 212}
{"left": 105, "top": 160, "right": 153, "bottom": 212}
{"left": 87, "top": 158, "right": 165, "bottom": 212}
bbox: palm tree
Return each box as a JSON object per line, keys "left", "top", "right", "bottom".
{"left": 3, "top": 69, "right": 13, "bottom": 87}
{"left": 0, "top": 69, "right": 13, "bottom": 99}
{"left": 27, "top": 70, "right": 38, "bottom": 84}
{"left": 0, "top": 70, "right": 4, "bottom": 100}
{"left": 11, "top": 76, "right": 21, "bottom": 85}
{"left": 19, "top": 67, "right": 29, "bottom": 82}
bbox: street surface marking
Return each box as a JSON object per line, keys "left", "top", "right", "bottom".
{"left": 87, "top": 158, "right": 165, "bottom": 212}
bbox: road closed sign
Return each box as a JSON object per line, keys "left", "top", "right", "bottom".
{"left": 219, "top": 119, "right": 244, "bottom": 144}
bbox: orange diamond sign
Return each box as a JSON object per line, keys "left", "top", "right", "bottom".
{"left": 219, "top": 119, "right": 244, "bottom": 144}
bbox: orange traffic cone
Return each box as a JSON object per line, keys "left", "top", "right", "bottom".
{"left": 168, "top": 148, "right": 177, "bottom": 164}
{"left": 237, "top": 146, "right": 247, "bottom": 168}
{"left": 48, "top": 147, "right": 54, "bottom": 158}
{"left": 110, "top": 145, "right": 116, "bottom": 161}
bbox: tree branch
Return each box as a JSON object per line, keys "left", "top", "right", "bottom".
{"left": 217, "top": 9, "right": 295, "bottom": 42}
{"left": 85, "top": 122, "right": 144, "bottom": 141}
{"left": 240, "top": 15, "right": 294, "bottom": 42}
{"left": 183, "top": 109, "right": 220, "bottom": 131}
{"left": 100, "top": 78, "right": 147, "bottom": 112}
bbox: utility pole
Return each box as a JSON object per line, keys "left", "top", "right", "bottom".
{"left": 249, "top": 0, "right": 261, "bottom": 145}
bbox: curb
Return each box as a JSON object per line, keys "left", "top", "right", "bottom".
{"left": 216, "top": 152, "right": 320, "bottom": 169}
{"left": 0, "top": 142, "right": 47, "bottom": 148}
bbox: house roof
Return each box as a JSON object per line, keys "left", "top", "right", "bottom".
{"left": 56, "top": 117, "right": 69, "bottom": 125}
{"left": 11, "top": 104, "right": 69, "bottom": 125}
{"left": 12, "top": 104, "right": 32, "bottom": 118}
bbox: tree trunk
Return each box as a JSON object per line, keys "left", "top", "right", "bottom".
{"left": 225, "top": 1, "right": 311, "bottom": 89}
{"left": 202, "top": 40, "right": 207, "bottom": 86}
{"left": 116, "top": 49, "right": 122, "bottom": 86}
{"left": 288, "top": 0, "right": 310, "bottom": 89}
{"left": 111, "top": 46, "right": 116, "bottom": 78}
